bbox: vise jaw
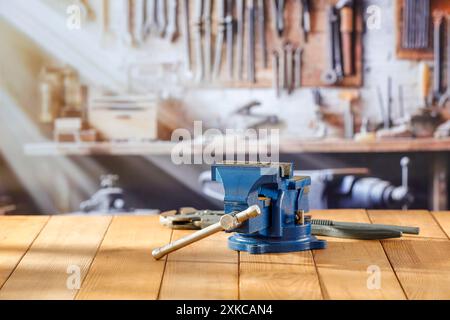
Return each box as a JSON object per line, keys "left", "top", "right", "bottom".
{"left": 212, "top": 162, "right": 327, "bottom": 254}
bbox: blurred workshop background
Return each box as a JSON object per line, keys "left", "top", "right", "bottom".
{"left": 0, "top": 0, "right": 449, "bottom": 216}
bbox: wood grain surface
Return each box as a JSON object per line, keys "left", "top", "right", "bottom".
{"left": 0, "top": 216, "right": 48, "bottom": 289}
{"left": 311, "top": 210, "right": 406, "bottom": 300}
{"left": 0, "top": 210, "right": 449, "bottom": 300}
{"left": 76, "top": 216, "right": 171, "bottom": 300}
{"left": 0, "top": 216, "right": 111, "bottom": 300}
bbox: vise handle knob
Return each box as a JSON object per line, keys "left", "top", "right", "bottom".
{"left": 152, "top": 205, "right": 261, "bottom": 260}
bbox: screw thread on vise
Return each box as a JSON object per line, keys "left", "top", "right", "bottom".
{"left": 311, "top": 219, "right": 334, "bottom": 226}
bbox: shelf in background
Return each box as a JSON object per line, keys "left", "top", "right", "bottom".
{"left": 280, "top": 137, "right": 450, "bottom": 153}
{"left": 24, "top": 138, "right": 450, "bottom": 156}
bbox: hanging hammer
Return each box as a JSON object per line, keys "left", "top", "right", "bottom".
{"left": 336, "top": 0, "right": 355, "bottom": 76}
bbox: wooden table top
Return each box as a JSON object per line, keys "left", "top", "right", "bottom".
{"left": 0, "top": 210, "right": 449, "bottom": 300}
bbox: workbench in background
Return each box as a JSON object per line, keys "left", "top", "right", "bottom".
{"left": 0, "top": 210, "right": 449, "bottom": 300}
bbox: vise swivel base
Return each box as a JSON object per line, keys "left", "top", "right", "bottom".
{"left": 152, "top": 162, "right": 326, "bottom": 260}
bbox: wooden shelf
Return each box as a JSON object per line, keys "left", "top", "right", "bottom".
{"left": 24, "top": 138, "right": 450, "bottom": 156}
{"left": 280, "top": 137, "right": 450, "bottom": 153}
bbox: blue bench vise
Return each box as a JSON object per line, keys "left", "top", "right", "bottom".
{"left": 152, "top": 162, "right": 327, "bottom": 260}
{"left": 212, "top": 162, "right": 327, "bottom": 254}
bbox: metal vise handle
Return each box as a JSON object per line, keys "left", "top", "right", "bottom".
{"left": 152, "top": 205, "right": 262, "bottom": 260}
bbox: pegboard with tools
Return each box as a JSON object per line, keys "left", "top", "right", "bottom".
{"left": 182, "top": 0, "right": 364, "bottom": 92}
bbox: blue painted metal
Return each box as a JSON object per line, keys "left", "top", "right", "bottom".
{"left": 212, "top": 162, "right": 327, "bottom": 254}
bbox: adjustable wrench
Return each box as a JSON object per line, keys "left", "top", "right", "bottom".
{"left": 433, "top": 12, "right": 444, "bottom": 102}
{"left": 247, "top": 0, "right": 256, "bottom": 83}
{"left": 157, "top": 0, "right": 167, "bottom": 37}
{"left": 204, "top": 0, "right": 213, "bottom": 81}
{"left": 213, "top": 0, "right": 227, "bottom": 79}
{"left": 236, "top": 0, "right": 245, "bottom": 80}
{"left": 182, "top": 0, "right": 192, "bottom": 72}
{"left": 166, "top": 0, "right": 179, "bottom": 42}
{"left": 438, "top": 15, "right": 450, "bottom": 107}
{"left": 321, "top": 6, "right": 339, "bottom": 85}
{"left": 193, "top": 0, "right": 204, "bottom": 82}
{"left": 226, "top": 0, "right": 235, "bottom": 80}
{"left": 257, "top": 0, "right": 267, "bottom": 68}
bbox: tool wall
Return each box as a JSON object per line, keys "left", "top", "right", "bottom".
{"left": 181, "top": 0, "right": 364, "bottom": 90}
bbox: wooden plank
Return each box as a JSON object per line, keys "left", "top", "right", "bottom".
{"left": 311, "top": 210, "right": 406, "bottom": 300}
{"left": 159, "top": 228, "right": 238, "bottom": 300}
{"left": 239, "top": 255, "right": 323, "bottom": 300}
{"left": 432, "top": 212, "right": 450, "bottom": 239}
{"left": 368, "top": 210, "right": 447, "bottom": 239}
{"left": 382, "top": 239, "right": 450, "bottom": 300}
{"left": 159, "top": 261, "right": 238, "bottom": 300}
{"left": 0, "top": 216, "right": 49, "bottom": 289}
{"left": 0, "top": 216, "right": 111, "bottom": 300}
{"left": 76, "top": 216, "right": 171, "bottom": 300}
{"left": 240, "top": 249, "right": 314, "bottom": 265}
{"left": 168, "top": 230, "right": 238, "bottom": 264}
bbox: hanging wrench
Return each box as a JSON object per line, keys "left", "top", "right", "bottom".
{"left": 294, "top": 47, "right": 303, "bottom": 88}
{"left": 166, "top": 0, "right": 179, "bottom": 42}
{"left": 439, "top": 15, "right": 450, "bottom": 108}
{"left": 226, "top": 0, "right": 235, "bottom": 80}
{"left": 433, "top": 12, "right": 444, "bottom": 101}
{"left": 182, "top": 0, "right": 192, "bottom": 72}
{"left": 157, "top": 0, "right": 167, "bottom": 37}
{"left": 257, "top": 0, "right": 267, "bottom": 68}
{"left": 236, "top": 0, "right": 245, "bottom": 80}
{"left": 123, "top": 0, "right": 134, "bottom": 46}
{"left": 213, "top": 0, "right": 227, "bottom": 79}
{"left": 144, "top": 0, "right": 158, "bottom": 37}
{"left": 193, "top": 0, "right": 204, "bottom": 82}
{"left": 247, "top": 0, "right": 256, "bottom": 83}
{"left": 100, "top": 0, "right": 111, "bottom": 40}
{"left": 321, "top": 6, "right": 338, "bottom": 85}
{"left": 134, "top": 0, "right": 146, "bottom": 44}
{"left": 285, "top": 42, "right": 294, "bottom": 94}
{"left": 273, "top": 0, "right": 285, "bottom": 38}
{"left": 273, "top": 51, "right": 280, "bottom": 98}
{"left": 203, "top": 0, "right": 213, "bottom": 81}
